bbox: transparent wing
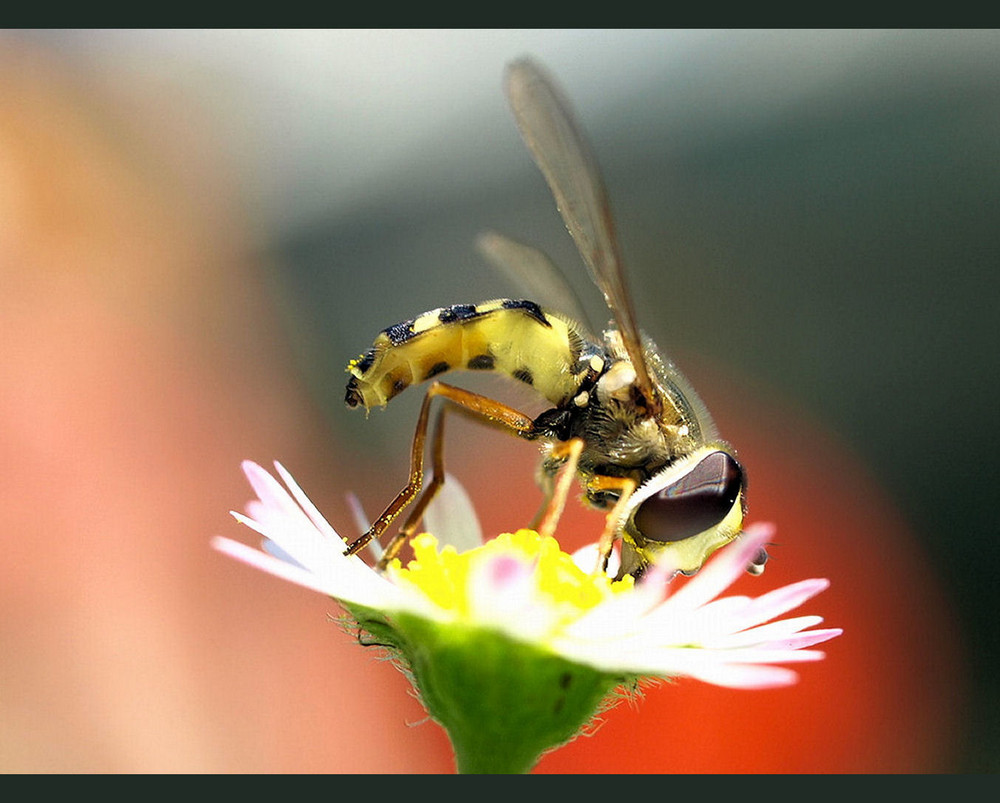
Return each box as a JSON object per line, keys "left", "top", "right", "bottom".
{"left": 504, "top": 57, "right": 660, "bottom": 412}
{"left": 475, "top": 229, "right": 596, "bottom": 340}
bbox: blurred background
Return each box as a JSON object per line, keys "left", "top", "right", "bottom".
{"left": 1, "top": 29, "right": 995, "bottom": 772}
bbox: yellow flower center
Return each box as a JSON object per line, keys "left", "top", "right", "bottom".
{"left": 388, "top": 529, "right": 633, "bottom": 621}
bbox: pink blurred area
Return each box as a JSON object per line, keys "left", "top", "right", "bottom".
{"left": 0, "top": 41, "right": 963, "bottom": 773}
{"left": 0, "top": 42, "right": 453, "bottom": 773}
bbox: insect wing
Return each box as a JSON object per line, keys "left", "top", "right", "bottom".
{"left": 504, "top": 58, "right": 660, "bottom": 413}
{"left": 475, "top": 229, "right": 596, "bottom": 340}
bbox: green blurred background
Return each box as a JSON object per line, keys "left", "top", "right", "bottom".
{"left": 2, "top": 30, "right": 996, "bottom": 771}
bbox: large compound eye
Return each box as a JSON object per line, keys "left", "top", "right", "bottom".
{"left": 633, "top": 451, "right": 743, "bottom": 543}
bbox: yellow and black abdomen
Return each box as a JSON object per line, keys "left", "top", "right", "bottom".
{"left": 346, "top": 299, "right": 591, "bottom": 411}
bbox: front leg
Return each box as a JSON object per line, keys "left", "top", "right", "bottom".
{"left": 585, "top": 474, "right": 638, "bottom": 575}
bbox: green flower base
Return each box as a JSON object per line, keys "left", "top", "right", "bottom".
{"left": 345, "top": 604, "right": 624, "bottom": 774}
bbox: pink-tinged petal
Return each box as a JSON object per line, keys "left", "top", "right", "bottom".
{"left": 218, "top": 461, "right": 840, "bottom": 691}
{"left": 629, "top": 614, "right": 734, "bottom": 649}
{"left": 557, "top": 520, "right": 841, "bottom": 686}
{"left": 214, "top": 534, "right": 422, "bottom": 614}
{"left": 682, "top": 662, "right": 801, "bottom": 690}
{"left": 245, "top": 499, "right": 266, "bottom": 521}
{"left": 695, "top": 595, "right": 753, "bottom": 618}
{"left": 619, "top": 640, "right": 830, "bottom": 670}
{"left": 702, "top": 615, "right": 826, "bottom": 649}
{"left": 464, "top": 552, "right": 566, "bottom": 641}
{"left": 756, "top": 628, "right": 843, "bottom": 651}
{"left": 485, "top": 554, "right": 533, "bottom": 587}
{"left": 212, "top": 536, "right": 344, "bottom": 598}
{"left": 273, "top": 461, "right": 345, "bottom": 546}
{"left": 559, "top": 637, "right": 817, "bottom": 685}
{"left": 469, "top": 554, "right": 537, "bottom": 615}
{"left": 234, "top": 464, "right": 358, "bottom": 577}
{"left": 731, "top": 578, "right": 832, "bottom": 629}
{"left": 242, "top": 460, "right": 305, "bottom": 524}
{"left": 230, "top": 507, "right": 346, "bottom": 579}
{"left": 700, "top": 648, "right": 826, "bottom": 666}
{"left": 223, "top": 463, "right": 456, "bottom": 624}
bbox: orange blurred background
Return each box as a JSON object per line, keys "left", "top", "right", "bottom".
{"left": 1, "top": 31, "right": 991, "bottom": 772}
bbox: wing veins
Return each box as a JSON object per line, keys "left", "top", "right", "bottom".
{"left": 504, "top": 58, "right": 660, "bottom": 412}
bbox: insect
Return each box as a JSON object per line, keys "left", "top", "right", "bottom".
{"left": 343, "top": 58, "right": 766, "bottom": 580}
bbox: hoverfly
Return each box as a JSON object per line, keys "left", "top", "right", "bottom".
{"left": 343, "top": 58, "right": 765, "bottom": 580}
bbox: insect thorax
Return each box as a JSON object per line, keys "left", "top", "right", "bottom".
{"left": 345, "top": 300, "right": 598, "bottom": 411}
{"left": 537, "top": 329, "right": 715, "bottom": 504}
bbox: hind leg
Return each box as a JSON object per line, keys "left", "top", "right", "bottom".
{"left": 343, "top": 381, "right": 538, "bottom": 568}
{"left": 374, "top": 402, "right": 449, "bottom": 569}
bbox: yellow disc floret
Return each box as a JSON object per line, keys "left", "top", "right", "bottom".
{"left": 388, "top": 530, "right": 633, "bottom": 627}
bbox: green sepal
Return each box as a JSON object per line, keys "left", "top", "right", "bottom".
{"left": 362, "top": 608, "right": 624, "bottom": 773}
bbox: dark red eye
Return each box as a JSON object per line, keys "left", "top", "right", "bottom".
{"left": 633, "top": 451, "right": 743, "bottom": 543}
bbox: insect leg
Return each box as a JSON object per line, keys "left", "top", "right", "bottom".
{"left": 375, "top": 402, "right": 449, "bottom": 569}
{"left": 585, "top": 474, "right": 638, "bottom": 574}
{"left": 534, "top": 438, "right": 584, "bottom": 540}
{"left": 343, "top": 381, "right": 537, "bottom": 565}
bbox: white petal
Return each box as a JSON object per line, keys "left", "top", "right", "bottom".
{"left": 757, "top": 627, "right": 843, "bottom": 651}
{"left": 223, "top": 463, "right": 449, "bottom": 620}
{"left": 217, "top": 462, "right": 840, "bottom": 691}
{"left": 562, "top": 577, "right": 663, "bottom": 641}
{"left": 679, "top": 662, "right": 801, "bottom": 689}
{"left": 273, "top": 461, "right": 346, "bottom": 546}
{"left": 628, "top": 597, "right": 751, "bottom": 647}
{"left": 654, "top": 524, "right": 773, "bottom": 617}
{"left": 230, "top": 508, "right": 349, "bottom": 583}
{"left": 571, "top": 541, "right": 621, "bottom": 578}
{"left": 701, "top": 615, "right": 825, "bottom": 649}
{"left": 422, "top": 473, "right": 484, "bottom": 553}
{"left": 470, "top": 550, "right": 577, "bottom": 642}
{"left": 730, "top": 578, "right": 831, "bottom": 630}
{"left": 237, "top": 462, "right": 337, "bottom": 565}
{"left": 213, "top": 536, "right": 344, "bottom": 595}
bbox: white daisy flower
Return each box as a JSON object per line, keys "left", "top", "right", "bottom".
{"left": 212, "top": 460, "right": 841, "bottom": 772}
